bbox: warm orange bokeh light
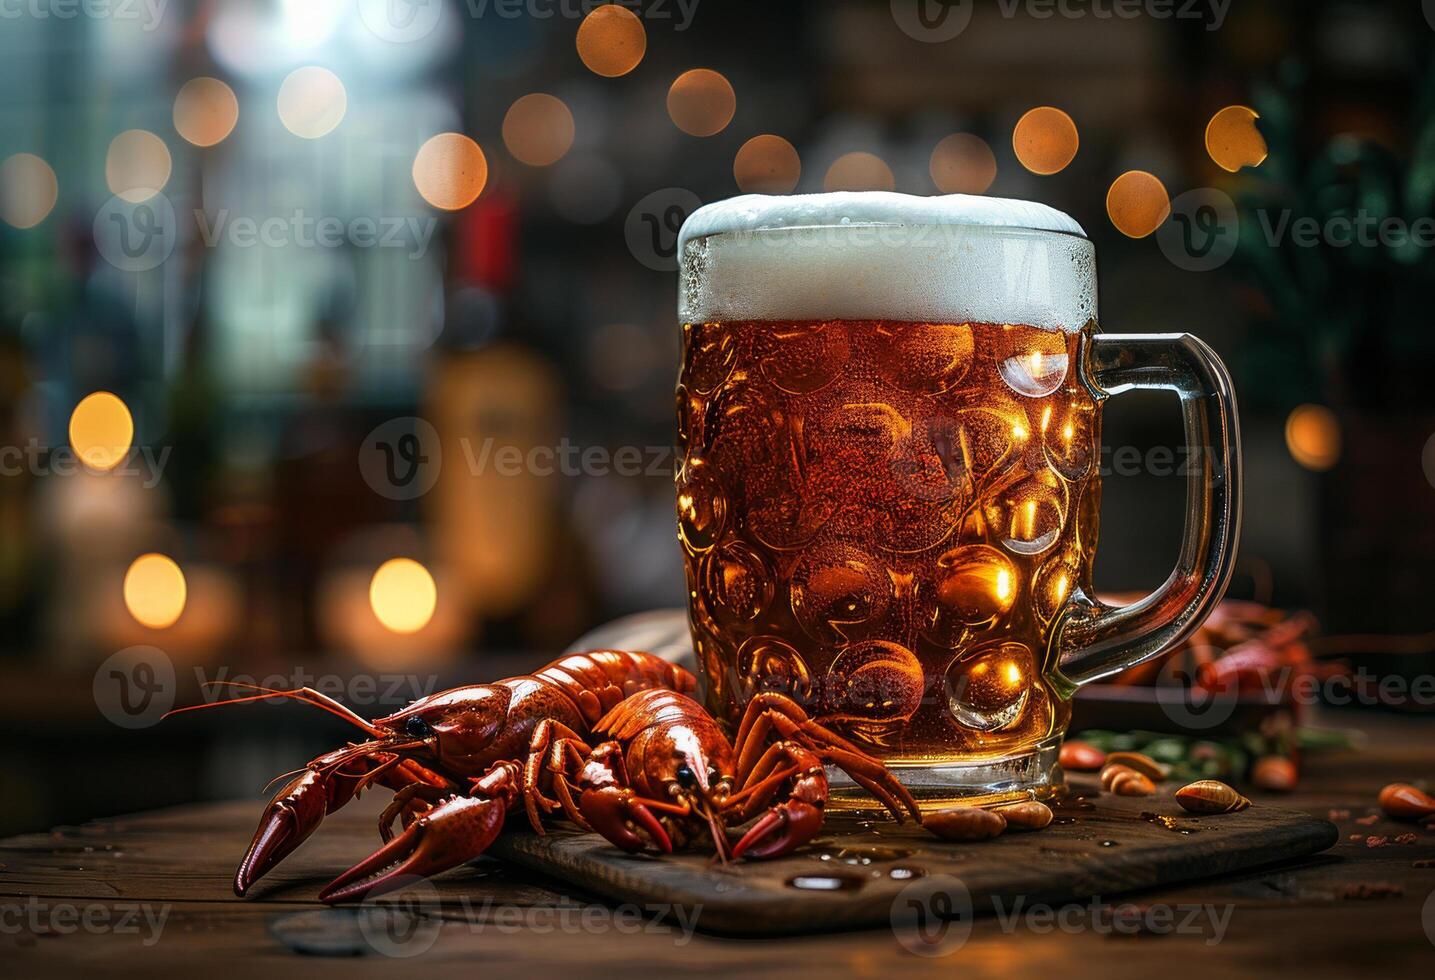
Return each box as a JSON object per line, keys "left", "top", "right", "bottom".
{"left": 824, "top": 152, "right": 895, "bottom": 192}
{"left": 124, "top": 554, "right": 187, "bottom": 630}
{"left": 173, "top": 77, "right": 239, "bottom": 148}
{"left": 503, "top": 93, "right": 575, "bottom": 166}
{"left": 1012, "top": 107, "right": 1079, "bottom": 176}
{"left": 666, "top": 69, "right": 736, "bottom": 137}
{"left": 412, "top": 133, "right": 488, "bottom": 211}
{"left": 278, "top": 66, "right": 347, "bottom": 139}
{"left": 576, "top": 5, "right": 646, "bottom": 77}
{"left": 69, "top": 391, "right": 134, "bottom": 472}
{"left": 930, "top": 133, "right": 997, "bottom": 194}
{"left": 1106, "top": 170, "right": 1171, "bottom": 238}
{"left": 1286, "top": 404, "right": 1341, "bottom": 471}
{"left": 733, "top": 135, "right": 801, "bottom": 193}
{"left": 0, "top": 153, "right": 58, "bottom": 228}
{"left": 369, "top": 558, "right": 438, "bottom": 634}
{"left": 106, "top": 130, "right": 172, "bottom": 202}
{"left": 1205, "top": 105, "right": 1268, "bottom": 173}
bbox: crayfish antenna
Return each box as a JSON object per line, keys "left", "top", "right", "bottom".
{"left": 162, "top": 683, "right": 386, "bottom": 737}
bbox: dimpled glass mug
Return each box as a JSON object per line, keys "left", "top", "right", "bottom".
{"left": 673, "top": 193, "right": 1241, "bottom": 806}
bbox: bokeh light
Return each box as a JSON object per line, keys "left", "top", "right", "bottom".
{"left": 733, "top": 135, "right": 801, "bottom": 193}
{"left": 69, "top": 392, "right": 134, "bottom": 472}
{"left": 824, "top": 152, "right": 895, "bottom": 192}
{"left": 1012, "top": 107, "right": 1079, "bottom": 176}
{"left": 277, "top": 66, "right": 347, "bottom": 139}
{"left": 1205, "top": 104, "right": 1267, "bottom": 172}
{"left": 173, "top": 77, "right": 239, "bottom": 148}
{"left": 1106, "top": 170, "right": 1170, "bottom": 238}
{"left": 666, "top": 69, "right": 736, "bottom": 137}
{"left": 576, "top": 4, "right": 646, "bottom": 78}
{"left": 0, "top": 153, "right": 58, "bottom": 228}
{"left": 124, "top": 554, "right": 188, "bottom": 630}
{"left": 369, "top": 558, "right": 438, "bottom": 634}
{"left": 503, "top": 93, "right": 575, "bottom": 166}
{"left": 1286, "top": 404, "right": 1341, "bottom": 471}
{"left": 930, "top": 133, "right": 997, "bottom": 194}
{"left": 105, "top": 130, "right": 172, "bottom": 203}
{"left": 412, "top": 133, "right": 488, "bottom": 211}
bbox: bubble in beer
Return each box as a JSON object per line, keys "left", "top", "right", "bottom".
{"left": 737, "top": 635, "right": 813, "bottom": 701}
{"left": 682, "top": 321, "right": 737, "bottom": 393}
{"left": 1012, "top": 107, "right": 1078, "bottom": 176}
{"left": 676, "top": 456, "right": 728, "bottom": 552}
{"left": 733, "top": 135, "right": 801, "bottom": 194}
{"left": 997, "top": 329, "right": 1069, "bottom": 398}
{"left": 827, "top": 640, "right": 924, "bottom": 725}
{"left": 946, "top": 642, "right": 1034, "bottom": 732}
{"left": 929, "top": 134, "right": 997, "bottom": 194}
{"left": 824, "top": 152, "right": 895, "bottom": 192}
{"left": 1106, "top": 170, "right": 1170, "bottom": 239}
{"left": 701, "top": 539, "right": 774, "bottom": 625}
{"left": 173, "top": 77, "right": 239, "bottom": 148}
{"left": 503, "top": 93, "right": 575, "bottom": 166}
{"left": 666, "top": 69, "right": 736, "bottom": 137}
{"left": 921, "top": 545, "right": 1018, "bottom": 647}
{"left": 993, "top": 472, "right": 1066, "bottom": 556}
{"left": 676, "top": 384, "right": 703, "bottom": 455}
{"left": 1034, "top": 554, "right": 1079, "bottom": 622}
{"left": 1205, "top": 105, "right": 1267, "bottom": 173}
{"left": 1285, "top": 404, "right": 1340, "bottom": 471}
{"left": 106, "top": 130, "right": 172, "bottom": 203}
{"left": 412, "top": 133, "right": 488, "bottom": 211}
{"left": 756, "top": 320, "right": 850, "bottom": 394}
{"left": 790, "top": 543, "right": 891, "bottom": 643}
{"left": 576, "top": 4, "right": 646, "bottom": 78}
{"left": 1041, "top": 396, "right": 1096, "bottom": 480}
{"left": 874, "top": 322, "right": 974, "bottom": 394}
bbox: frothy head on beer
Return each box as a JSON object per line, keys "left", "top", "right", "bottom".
{"left": 678, "top": 192, "right": 1095, "bottom": 331}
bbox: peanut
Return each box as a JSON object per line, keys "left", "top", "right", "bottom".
{"left": 1175, "top": 779, "right": 1251, "bottom": 814}
{"left": 923, "top": 806, "right": 1007, "bottom": 841}
{"left": 1101, "top": 763, "right": 1156, "bottom": 797}
{"left": 1058, "top": 740, "right": 1107, "bottom": 772}
{"left": 993, "top": 801, "right": 1054, "bottom": 831}
{"left": 1377, "top": 783, "right": 1435, "bottom": 821}
{"left": 1103, "top": 751, "right": 1170, "bottom": 782}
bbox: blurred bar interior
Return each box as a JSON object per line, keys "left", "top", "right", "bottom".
{"left": 1, "top": 0, "right": 1433, "bottom": 833}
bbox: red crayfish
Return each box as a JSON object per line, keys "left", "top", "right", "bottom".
{"left": 168, "top": 649, "right": 918, "bottom": 902}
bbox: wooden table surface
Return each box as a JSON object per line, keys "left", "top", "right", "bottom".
{"left": 4, "top": 711, "right": 1435, "bottom": 979}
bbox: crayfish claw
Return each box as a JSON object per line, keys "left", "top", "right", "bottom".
{"left": 578, "top": 786, "right": 673, "bottom": 854}
{"left": 234, "top": 769, "right": 333, "bottom": 897}
{"left": 731, "top": 800, "right": 823, "bottom": 860}
{"left": 318, "top": 794, "right": 505, "bottom": 904}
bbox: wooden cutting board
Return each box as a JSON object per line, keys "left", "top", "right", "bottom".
{"left": 489, "top": 790, "right": 1337, "bottom": 936}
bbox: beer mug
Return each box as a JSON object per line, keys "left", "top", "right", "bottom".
{"left": 674, "top": 193, "right": 1241, "bottom": 805}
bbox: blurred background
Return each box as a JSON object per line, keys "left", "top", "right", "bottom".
{"left": 1, "top": 0, "right": 1432, "bottom": 834}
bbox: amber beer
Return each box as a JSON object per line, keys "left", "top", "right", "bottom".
{"left": 675, "top": 193, "right": 1241, "bottom": 803}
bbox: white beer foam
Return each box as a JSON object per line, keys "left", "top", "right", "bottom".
{"left": 679, "top": 192, "right": 1096, "bottom": 331}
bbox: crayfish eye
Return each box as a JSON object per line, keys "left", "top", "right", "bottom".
{"left": 674, "top": 762, "right": 697, "bottom": 789}
{"left": 405, "top": 715, "right": 434, "bottom": 739}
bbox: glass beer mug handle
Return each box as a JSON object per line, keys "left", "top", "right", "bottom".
{"left": 1049, "top": 333, "right": 1243, "bottom": 697}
